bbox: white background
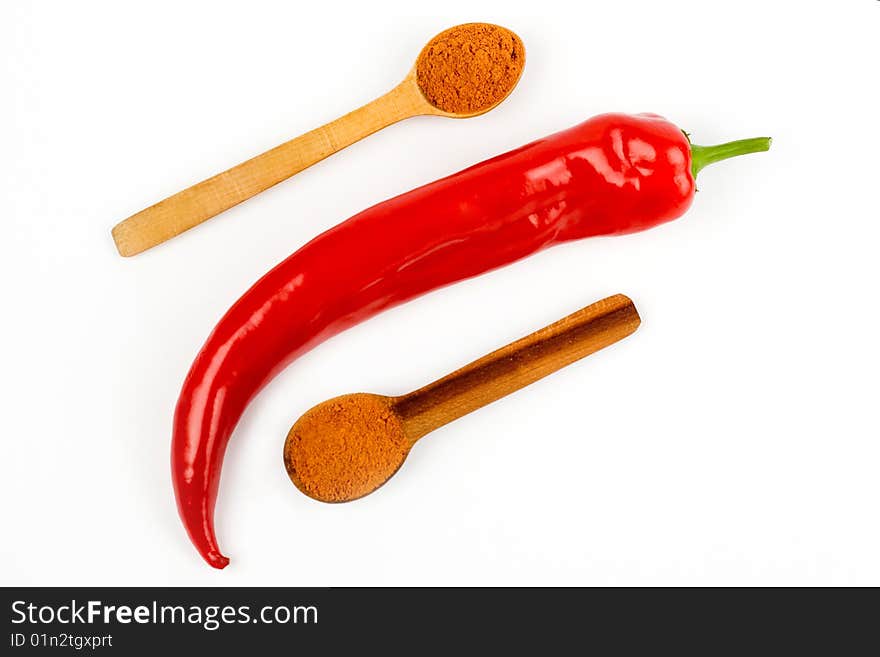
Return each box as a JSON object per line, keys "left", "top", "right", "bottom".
{"left": 2, "top": 0, "right": 878, "bottom": 586}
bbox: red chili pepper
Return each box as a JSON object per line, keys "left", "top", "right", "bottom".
{"left": 173, "top": 112, "right": 770, "bottom": 568}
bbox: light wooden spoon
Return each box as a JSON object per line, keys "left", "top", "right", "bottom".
{"left": 283, "top": 294, "right": 641, "bottom": 503}
{"left": 111, "top": 23, "right": 524, "bottom": 257}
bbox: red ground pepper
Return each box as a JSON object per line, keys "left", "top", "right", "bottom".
{"left": 172, "top": 112, "right": 770, "bottom": 568}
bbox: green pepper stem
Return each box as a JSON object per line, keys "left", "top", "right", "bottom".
{"left": 690, "top": 137, "right": 772, "bottom": 178}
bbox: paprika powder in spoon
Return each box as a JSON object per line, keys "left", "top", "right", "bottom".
{"left": 284, "top": 294, "right": 641, "bottom": 503}
{"left": 111, "top": 23, "right": 525, "bottom": 256}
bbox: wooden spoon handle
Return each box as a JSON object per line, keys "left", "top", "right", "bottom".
{"left": 111, "top": 78, "right": 426, "bottom": 257}
{"left": 395, "top": 294, "right": 641, "bottom": 442}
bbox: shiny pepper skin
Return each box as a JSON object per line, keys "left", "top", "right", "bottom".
{"left": 172, "top": 112, "right": 768, "bottom": 568}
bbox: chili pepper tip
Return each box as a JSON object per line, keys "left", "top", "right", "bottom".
{"left": 207, "top": 552, "right": 230, "bottom": 569}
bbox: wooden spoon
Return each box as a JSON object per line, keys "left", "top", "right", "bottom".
{"left": 111, "top": 23, "right": 525, "bottom": 257}
{"left": 283, "top": 294, "right": 640, "bottom": 503}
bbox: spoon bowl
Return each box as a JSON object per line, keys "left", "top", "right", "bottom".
{"left": 284, "top": 393, "right": 411, "bottom": 503}
{"left": 411, "top": 22, "right": 525, "bottom": 118}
